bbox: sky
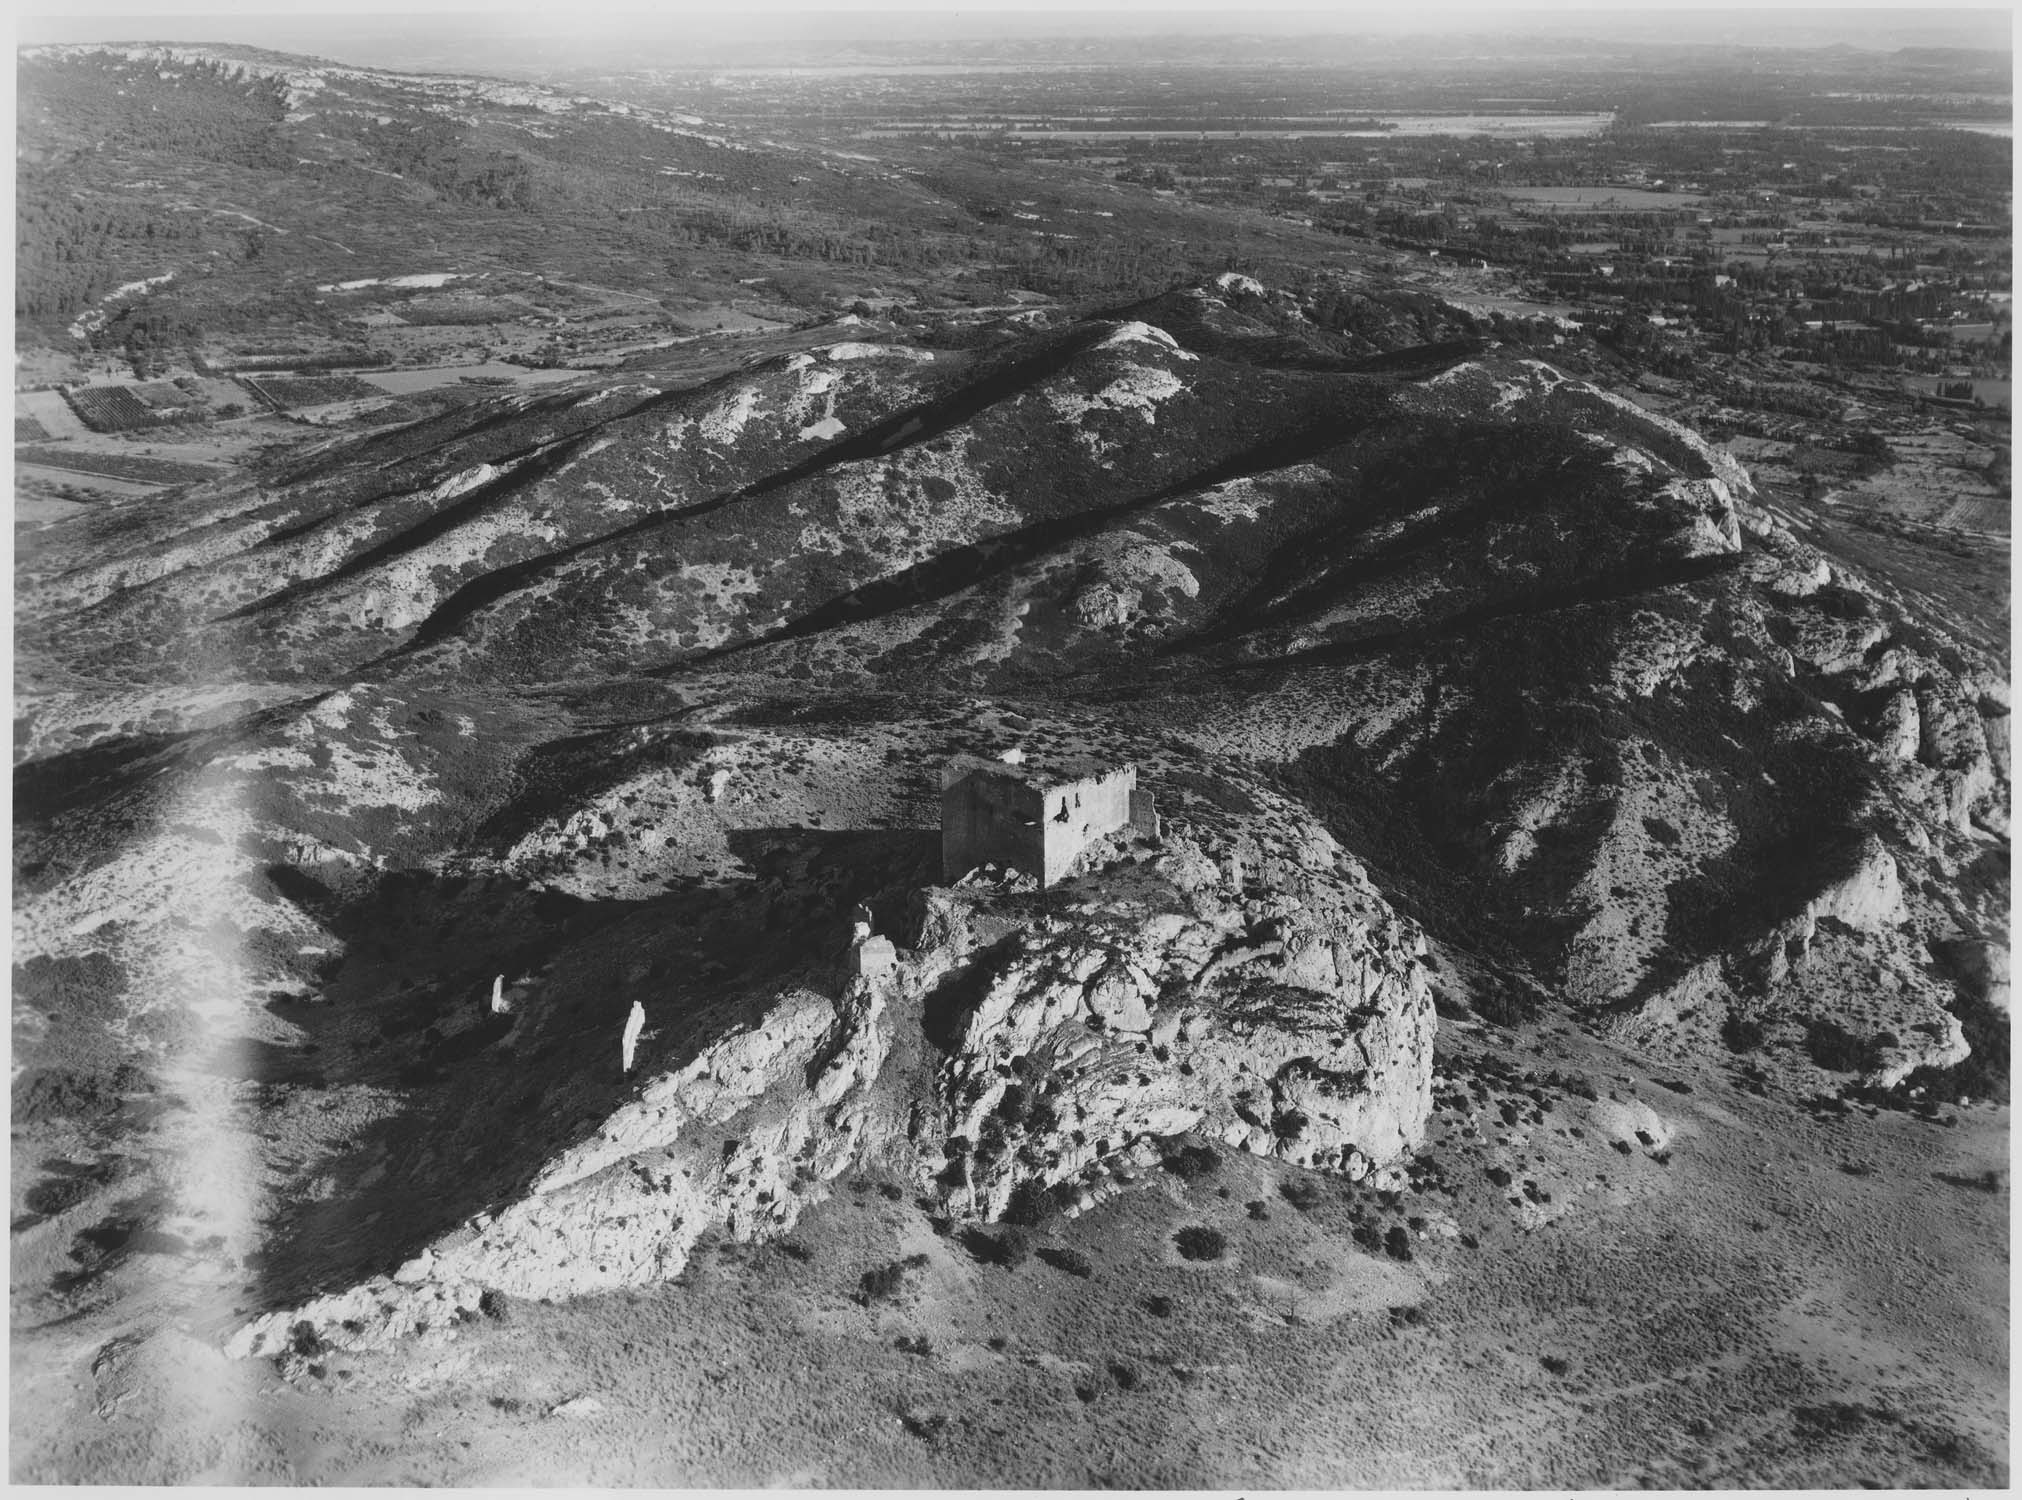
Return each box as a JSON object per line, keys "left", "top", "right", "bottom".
{"left": 14, "top": 2, "right": 2014, "bottom": 58}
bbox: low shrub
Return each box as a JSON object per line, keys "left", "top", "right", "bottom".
{"left": 960, "top": 1226, "right": 1029, "bottom": 1269}
{"left": 1722, "top": 1010, "right": 1767, "bottom": 1052}
{"left": 1001, "top": 1178, "right": 1058, "bottom": 1227}
{"left": 900, "top": 1410, "right": 948, "bottom": 1440}
{"left": 1278, "top": 1178, "right": 1321, "bottom": 1211}
{"left": 1036, "top": 1245, "right": 1093, "bottom": 1278}
{"left": 1160, "top": 1142, "right": 1220, "bottom": 1180}
{"left": 856, "top": 1261, "right": 912, "bottom": 1304}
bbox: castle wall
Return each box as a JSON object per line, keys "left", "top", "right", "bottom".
{"left": 1039, "top": 767, "right": 1137, "bottom": 885}
{"left": 941, "top": 773, "right": 1046, "bottom": 882}
{"left": 943, "top": 764, "right": 1145, "bottom": 887}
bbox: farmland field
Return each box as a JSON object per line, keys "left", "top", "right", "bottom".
{"left": 999, "top": 113, "right": 1615, "bottom": 141}
{"left": 130, "top": 380, "right": 202, "bottom": 410}
{"left": 1911, "top": 376, "right": 2013, "bottom": 406}
{"left": 239, "top": 373, "right": 387, "bottom": 410}
{"left": 14, "top": 464, "right": 161, "bottom": 500}
{"left": 15, "top": 391, "right": 90, "bottom": 439}
{"left": 358, "top": 363, "right": 588, "bottom": 394}
{"left": 14, "top": 446, "right": 223, "bottom": 486}
{"left": 1499, "top": 186, "right": 1710, "bottom": 209}
{"left": 1938, "top": 496, "right": 2012, "bottom": 531}
{"left": 60, "top": 385, "right": 175, "bottom": 433}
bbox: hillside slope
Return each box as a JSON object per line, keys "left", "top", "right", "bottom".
{"left": 11, "top": 277, "right": 2009, "bottom": 1486}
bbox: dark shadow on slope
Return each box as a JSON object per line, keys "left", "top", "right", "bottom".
{"left": 13, "top": 730, "right": 207, "bottom": 828}
{"left": 1336, "top": 338, "right": 1490, "bottom": 378}
{"left": 1170, "top": 424, "right": 1544, "bottom": 656}
{"left": 1170, "top": 420, "right": 1677, "bottom": 663}
{"left": 364, "top": 325, "right": 1123, "bottom": 667}
{"left": 218, "top": 430, "right": 606, "bottom": 622}
{"left": 1264, "top": 588, "right": 1888, "bottom": 1018}
{"left": 464, "top": 721, "right": 724, "bottom": 853}
{"left": 919, "top": 933, "right": 1025, "bottom": 1053}
{"left": 240, "top": 825, "right": 937, "bottom": 1314}
{"left": 1208, "top": 551, "right": 1746, "bottom": 675}
{"left": 260, "top": 383, "right": 627, "bottom": 489}
{"left": 673, "top": 412, "right": 1378, "bottom": 671}
{"left": 13, "top": 691, "right": 335, "bottom": 894}
{"left": 1601, "top": 819, "right": 1894, "bottom": 1024}
{"left": 248, "top": 386, "right": 685, "bottom": 550}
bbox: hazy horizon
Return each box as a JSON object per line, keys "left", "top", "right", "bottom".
{"left": 16, "top": 5, "right": 2013, "bottom": 68}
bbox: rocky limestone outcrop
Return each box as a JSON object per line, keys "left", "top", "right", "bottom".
{"left": 1863, "top": 1011, "right": 1972, "bottom": 1091}
{"left": 1073, "top": 580, "right": 1138, "bottom": 630}
{"left": 1873, "top": 688, "right": 1923, "bottom": 763}
{"left": 1648, "top": 476, "right": 1745, "bottom": 561}
{"left": 1763, "top": 835, "right": 1907, "bottom": 985}
{"left": 231, "top": 973, "right": 896, "bottom": 1359}
{"left": 1736, "top": 509, "right": 2008, "bottom": 840}
{"left": 228, "top": 818, "right": 1436, "bottom": 1360}
{"left": 913, "top": 845, "right": 1435, "bottom": 1220}
{"left": 1916, "top": 677, "right": 1999, "bottom": 832}
{"left": 1936, "top": 937, "right": 2011, "bottom": 1016}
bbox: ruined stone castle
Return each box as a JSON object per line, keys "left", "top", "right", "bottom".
{"left": 941, "top": 757, "right": 1157, "bottom": 887}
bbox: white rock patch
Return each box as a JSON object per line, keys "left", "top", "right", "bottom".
{"left": 1095, "top": 320, "right": 1198, "bottom": 361}
{"left": 698, "top": 385, "right": 763, "bottom": 444}
{"left": 822, "top": 342, "right": 935, "bottom": 363}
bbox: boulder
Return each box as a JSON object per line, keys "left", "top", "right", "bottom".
{"left": 1874, "top": 689, "right": 1921, "bottom": 762}
{"left": 1864, "top": 1012, "right": 1971, "bottom": 1090}
{"left": 1073, "top": 581, "right": 1138, "bottom": 630}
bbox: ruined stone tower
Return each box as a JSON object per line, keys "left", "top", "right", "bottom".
{"left": 940, "top": 757, "right": 1156, "bottom": 887}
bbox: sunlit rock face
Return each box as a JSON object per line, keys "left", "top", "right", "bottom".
{"left": 916, "top": 849, "right": 1436, "bottom": 1222}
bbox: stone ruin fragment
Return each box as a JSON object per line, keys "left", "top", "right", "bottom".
{"left": 620, "top": 1000, "right": 645, "bottom": 1074}
{"left": 941, "top": 755, "right": 1158, "bottom": 887}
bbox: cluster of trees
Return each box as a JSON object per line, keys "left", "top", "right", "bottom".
{"left": 17, "top": 54, "right": 295, "bottom": 326}
{"left": 1306, "top": 284, "right": 1479, "bottom": 348}
{"left": 15, "top": 185, "right": 204, "bottom": 322}
{"left": 20, "top": 53, "right": 290, "bottom": 167}
{"left": 1698, "top": 371, "right": 1847, "bottom": 422}
{"left": 625, "top": 190, "right": 1203, "bottom": 297}
{"left": 971, "top": 228, "right": 1194, "bottom": 297}
{"left": 357, "top": 118, "right": 540, "bottom": 211}
{"left": 94, "top": 305, "right": 207, "bottom": 376}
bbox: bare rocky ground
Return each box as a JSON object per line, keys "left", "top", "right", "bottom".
{"left": 12, "top": 276, "right": 2008, "bottom": 1487}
